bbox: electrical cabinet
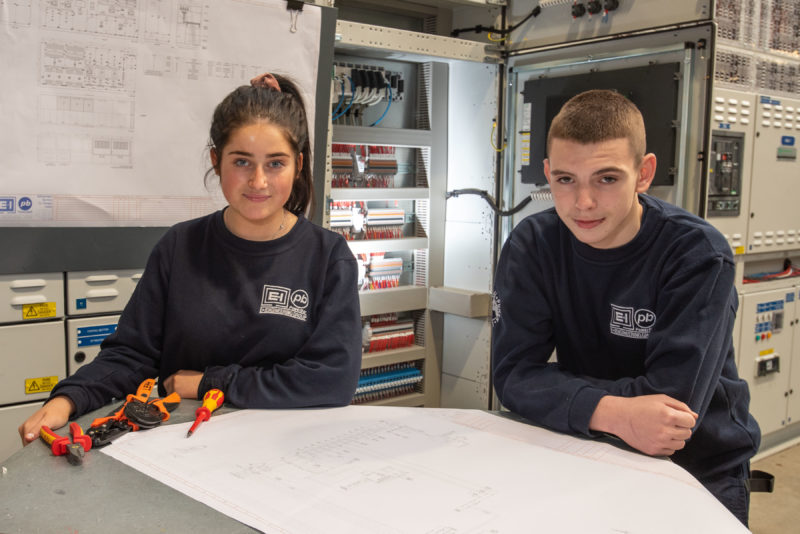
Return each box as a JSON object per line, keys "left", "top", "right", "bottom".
{"left": 66, "top": 315, "right": 121, "bottom": 375}
{"left": 746, "top": 95, "right": 800, "bottom": 254}
{"left": 737, "top": 285, "right": 800, "bottom": 434}
{"left": 66, "top": 269, "right": 142, "bottom": 315}
{"left": 327, "top": 38, "right": 450, "bottom": 407}
{"left": 0, "top": 273, "right": 64, "bottom": 324}
{"left": 0, "top": 321, "right": 66, "bottom": 406}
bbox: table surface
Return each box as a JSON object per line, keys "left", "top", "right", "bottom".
{"left": 1, "top": 401, "right": 742, "bottom": 534}
{"left": 0, "top": 400, "right": 256, "bottom": 534}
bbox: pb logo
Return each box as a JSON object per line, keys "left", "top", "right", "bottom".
{"left": 634, "top": 309, "right": 656, "bottom": 329}
{"left": 290, "top": 290, "right": 309, "bottom": 309}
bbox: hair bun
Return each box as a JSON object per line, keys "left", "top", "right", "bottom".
{"left": 250, "top": 73, "right": 281, "bottom": 92}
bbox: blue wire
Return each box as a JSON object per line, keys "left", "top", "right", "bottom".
{"left": 331, "top": 77, "right": 345, "bottom": 118}
{"left": 369, "top": 83, "right": 392, "bottom": 127}
{"left": 331, "top": 76, "right": 356, "bottom": 121}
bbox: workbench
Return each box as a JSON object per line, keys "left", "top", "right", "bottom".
{"left": 0, "top": 401, "right": 254, "bottom": 533}
{"left": 0, "top": 401, "right": 748, "bottom": 533}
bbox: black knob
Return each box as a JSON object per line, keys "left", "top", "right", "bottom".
{"left": 74, "top": 351, "right": 86, "bottom": 363}
{"left": 604, "top": 0, "right": 620, "bottom": 11}
{"left": 587, "top": 1, "right": 603, "bottom": 14}
{"left": 572, "top": 3, "right": 586, "bottom": 17}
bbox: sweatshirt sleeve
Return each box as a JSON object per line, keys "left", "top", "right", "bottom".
{"left": 46, "top": 233, "right": 173, "bottom": 416}
{"left": 199, "top": 249, "right": 362, "bottom": 408}
{"left": 492, "top": 230, "right": 608, "bottom": 435}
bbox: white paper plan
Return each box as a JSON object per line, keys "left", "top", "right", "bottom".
{"left": 101, "top": 405, "right": 748, "bottom": 534}
{"left": 0, "top": 0, "right": 320, "bottom": 227}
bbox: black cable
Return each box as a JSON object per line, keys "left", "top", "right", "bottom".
{"left": 446, "top": 188, "right": 532, "bottom": 217}
{"left": 451, "top": 5, "right": 541, "bottom": 38}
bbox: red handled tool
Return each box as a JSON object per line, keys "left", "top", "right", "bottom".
{"left": 40, "top": 422, "right": 92, "bottom": 466}
{"left": 186, "top": 389, "right": 224, "bottom": 438}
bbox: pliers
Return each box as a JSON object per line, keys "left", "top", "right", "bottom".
{"left": 39, "top": 422, "right": 92, "bottom": 466}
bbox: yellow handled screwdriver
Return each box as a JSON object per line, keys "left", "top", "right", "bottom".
{"left": 186, "top": 389, "right": 224, "bottom": 438}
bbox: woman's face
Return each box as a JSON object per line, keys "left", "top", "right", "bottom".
{"left": 212, "top": 121, "right": 301, "bottom": 240}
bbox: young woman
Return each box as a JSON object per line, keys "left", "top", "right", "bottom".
{"left": 20, "top": 73, "right": 362, "bottom": 444}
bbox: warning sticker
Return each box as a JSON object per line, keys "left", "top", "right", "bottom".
{"left": 25, "top": 376, "right": 59, "bottom": 394}
{"left": 22, "top": 302, "right": 57, "bottom": 320}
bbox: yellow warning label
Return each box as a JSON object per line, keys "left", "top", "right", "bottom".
{"left": 759, "top": 348, "right": 774, "bottom": 357}
{"left": 22, "top": 302, "right": 57, "bottom": 320}
{"left": 734, "top": 246, "right": 745, "bottom": 255}
{"left": 25, "top": 376, "right": 59, "bottom": 394}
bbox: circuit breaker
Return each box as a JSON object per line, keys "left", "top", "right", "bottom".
{"left": 705, "top": 88, "right": 756, "bottom": 255}
{"left": 707, "top": 131, "right": 744, "bottom": 217}
{"left": 738, "top": 286, "right": 799, "bottom": 434}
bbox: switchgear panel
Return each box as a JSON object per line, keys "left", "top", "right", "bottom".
{"left": 738, "top": 287, "right": 799, "bottom": 435}
{"left": 0, "top": 273, "right": 64, "bottom": 324}
{"left": 0, "top": 321, "right": 66, "bottom": 405}
{"left": 746, "top": 95, "right": 800, "bottom": 254}
{"left": 66, "top": 269, "right": 142, "bottom": 315}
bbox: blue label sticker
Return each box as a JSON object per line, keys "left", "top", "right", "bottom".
{"left": 787, "top": 292, "right": 795, "bottom": 303}
{"left": 76, "top": 324, "right": 117, "bottom": 347}
{"left": 760, "top": 96, "right": 780, "bottom": 105}
{"left": 781, "top": 136, "right": 795, "bottom": 146}
{"left": 719, "top": 123, "right": 731, "bottom": 130}
{"left": 0, "top": 197, "right": 15, "bottom": 212}
{"left": 75, "top": 298, "right": 87, "bottom": 310}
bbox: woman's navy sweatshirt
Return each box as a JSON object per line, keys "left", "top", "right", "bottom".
{"left": 50, "top": 210, "right": 362, "bottom": 415}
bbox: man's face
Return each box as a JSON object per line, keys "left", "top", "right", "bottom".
{"left": 544, "top": 137, "right": 655, "bottom": 249}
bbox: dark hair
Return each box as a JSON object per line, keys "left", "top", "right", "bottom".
{"left": 205, "top": 74, "right": 313, "bottom": 215}
{"left": 547, "top": 89, "right": 646, "bottom": 166}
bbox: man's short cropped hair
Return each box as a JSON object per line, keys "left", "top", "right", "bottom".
{"left": 546, "top": 89, "right": 646, "bottom": 166}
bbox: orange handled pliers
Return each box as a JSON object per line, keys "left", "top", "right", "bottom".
{"left": 39, "top": 422, "right": 92, "bottom": 466}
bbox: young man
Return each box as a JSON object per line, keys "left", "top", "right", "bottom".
{"left": 491, "top": 89, "right": 760, "bottom": 525}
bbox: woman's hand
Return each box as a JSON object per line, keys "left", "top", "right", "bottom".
{"left": 18, "top": 396, "right": 76, "bottom": 445}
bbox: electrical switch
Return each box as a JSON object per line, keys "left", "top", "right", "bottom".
{"left": 587, "top": 1, "right": 603, "bottom": 15}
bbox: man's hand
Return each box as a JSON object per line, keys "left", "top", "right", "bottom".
{"left": 18, "top": 396, "right": 76, "bottom": 446}
{"left": 589, "top": 394, "right": 698, "bottom": 457}
{"left": 163, "top": 370, "right": 203, "bottom": 399}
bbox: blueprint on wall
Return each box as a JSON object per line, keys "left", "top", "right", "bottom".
{"left": 102, "top": 405, "right": 749, "bottom": 534}
{"left": 0, "top": 0, "right": 320, "bottom": 226}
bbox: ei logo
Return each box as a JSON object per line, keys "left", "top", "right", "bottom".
{"left": 634, "top": 309, "right": 656, "bottom": 329}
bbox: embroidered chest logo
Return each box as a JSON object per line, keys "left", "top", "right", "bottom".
{"left": 610, "top": 304, "right": 656, "bottom": 339}
{"left": 260, "top": 285, "right": 309, "bottom": 322}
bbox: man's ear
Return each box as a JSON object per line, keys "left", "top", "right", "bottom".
{"left": 210, "top": 147, "right": 220, "bottom": 175}
{"left": 636, "top": 153, "right": 657, "bottom": 193}
{"left": 543, "top": 158, "right": 552, "bottom": 185}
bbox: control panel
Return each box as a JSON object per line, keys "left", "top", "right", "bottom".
{"left": 738, "top": 287, "right": 799, "bottom": 434}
